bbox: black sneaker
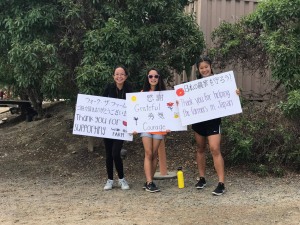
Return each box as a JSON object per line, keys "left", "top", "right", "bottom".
{"left": 145, "top": 182, "right": 160, "bottom": 193}
{"left": 212, "top": 182, "right": 225, "bottom": 195}
{"left": 143, "top": 181, "right": 156, "bottom": 189}
{"left": 142, "top": 182, "right": 147, "bottom": 189}
{"left": 195, "top": 177, "right": 206, "bottom": 189}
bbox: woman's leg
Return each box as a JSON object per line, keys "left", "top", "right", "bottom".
{"left": 195, "top": 132, "right": 207, "bottom": 178}
{"left": 103, "top": 138, "right": 114, "bottom": 180}
{"left": 142, "top": 137, "right": 153, "bottom": 183}
{"left": 151, "top": 138, "right": 162, "bottom": 178}
{"left": 142, "top": 137, "right": 162, "bottom": 183}
{"left": 207, "top": 134, "right": 224, "bottom": 183}
{"left": 111, "top": 139, "right": 124, "bottom": 179}
{"left": 158, "top": 138, "right": 168, "bottom": 175}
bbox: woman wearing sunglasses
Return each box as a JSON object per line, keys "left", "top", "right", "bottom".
{"left": 134, "top": 68, "right": 171, "bottom": 193}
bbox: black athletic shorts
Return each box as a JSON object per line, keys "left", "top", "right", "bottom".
{"left": 192, "top": 118, "right": 221, "bottom": 137}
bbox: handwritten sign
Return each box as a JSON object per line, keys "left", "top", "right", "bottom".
{"left": 174, "top": 71, "right": 242, "bottom": 126}
{"left": 126, "top": 90, "right": 187, "bottom": 133}
{"left": 73, "top": 94, "right": 133, "bottom": 141}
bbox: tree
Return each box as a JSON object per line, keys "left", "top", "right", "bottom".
{"left": 0, "top": 0, "right": 205, "bottom": 117}
{"left": 1, "top": 0, "right": 72, "bottom": 116}
{"left": 209, "top": 0, "right": 300, "bottom": 118}
{"left": 76, "top": 0, "right": 205, "bottom": 93}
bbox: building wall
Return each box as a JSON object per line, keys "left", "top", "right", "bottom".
{"left": 195, "top": 0, "right": 259, "bottom": 49}
{"left": 172, "top": 0, "right": 268, "bottom": 99}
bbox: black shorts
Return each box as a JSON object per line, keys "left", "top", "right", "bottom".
{"left": 192, "top": 118, "right": 221, "bottom": 137}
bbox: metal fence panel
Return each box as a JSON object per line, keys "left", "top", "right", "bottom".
{"left": 170, "top": 0, "right": 267, "bottom": 99}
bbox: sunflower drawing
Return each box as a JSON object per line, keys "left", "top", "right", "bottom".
{"left": 130, "top": 95, "right": 138, "bottom": 103}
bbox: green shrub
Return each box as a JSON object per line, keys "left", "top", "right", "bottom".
{"left": 221, "top": 97, "right": 300, "bottom": 175}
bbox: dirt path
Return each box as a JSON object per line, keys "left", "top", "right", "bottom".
{"left": 0, "top": 175, "right": 299, "bottom": 225}
{"left": 0, "top": 102, "right": 299, "bottom": 224}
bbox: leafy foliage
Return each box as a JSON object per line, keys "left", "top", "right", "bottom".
{"left": 279, "top": 90, "right": 300, "bottom": 118}
{"left": 0, "top": 0, "right": 205, "bottom": 116}
{"left": 209, "top": 0, "right": 300, "bottom": 117}
{"left": 221, "top": 97, "right": 300, "bottom": 176}
{"left": 77, "top": 0, "right": 205, "bottom": 94}
{"left": 188, "top": 96, "right": 300, "bottom": 176}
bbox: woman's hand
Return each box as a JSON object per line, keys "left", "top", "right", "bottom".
{"left": 236, "top": 89, "right": 241, "bottom": 96}
{"left": 131, "top": 131, "right": 138, "bottom": 135}
{"left": 166, "top": 129, "right": 171, "bottom": 133}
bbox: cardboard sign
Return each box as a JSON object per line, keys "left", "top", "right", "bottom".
{"left": 174, "top": 71, "right": 242, "bottom": 126}
{"left": 126, "top": 90, "right": 187, "bottom": 133}
{"left": 73, "top": 94, "right": 133, "bottom": 141}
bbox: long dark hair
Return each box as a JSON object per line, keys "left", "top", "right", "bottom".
{"left": 196, "top": 57, "right": 214, "bottom": 78}
{"left": 113, "top": 65, "right": 133, "bottom": 93}
{"left": 142, "top": 67, "right": 166, "bottom": 92}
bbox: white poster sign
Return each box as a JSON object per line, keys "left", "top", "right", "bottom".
{"left": 126, "top": 90, "right": 187, "bottom": 133}
{"left": 174, "top": 71, "right": 242, "bottom": 126}
{"left": 73, "top": 94, "right": 133, "bottom": 141}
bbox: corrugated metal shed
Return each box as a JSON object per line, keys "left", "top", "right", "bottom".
{"left": 172, "top": 0, "right": 267, "bottom": 99}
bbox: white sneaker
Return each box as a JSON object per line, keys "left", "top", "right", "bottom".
{"left": 104, "top": 179, "right": 114, "bottom": 190}
{"left": 118, "top": 178, "right": 130, "bottom": 190}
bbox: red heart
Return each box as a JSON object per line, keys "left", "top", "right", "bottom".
{"left": 123, "top": 121, "right": 127, "bottom": 126}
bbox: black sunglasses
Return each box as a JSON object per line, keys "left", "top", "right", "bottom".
{"left": 148, "top": 74, "right": 159, "bottom": 79}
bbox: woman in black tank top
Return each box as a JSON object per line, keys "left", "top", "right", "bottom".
{"left": 193, "top": 57, "right": 240, "bottom": 196}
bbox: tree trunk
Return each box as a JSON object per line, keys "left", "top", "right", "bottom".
{"left": 26, "top": 87, "right": 44, "bottom": 118}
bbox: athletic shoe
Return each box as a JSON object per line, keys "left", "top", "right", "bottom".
{"left": 212, "top": 182, "right": 225, "bottom": 195}
{"left": 104, "top": 179, "right": 114, "bottom": 190}
{"left": 142, "top": 182, "right": 147, "bottom": 189}
{"left": 145, "top": 182, "right": 160, "bottom": 193}
{"left": 118, "top": 178, "right": 130, "bottom": 190}
{"left": 195, "top": 177, "right": 206, "bottom": 189}
{"left": 143, "top": 181, "right": 157, "bottom": 189}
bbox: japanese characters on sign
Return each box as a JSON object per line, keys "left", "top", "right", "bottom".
{"left": 174, "top": 71, "right": 242, "bottom": 126}
{"left": 126, "top": 90, "right": 187, "bottom": 133}
{"left": 73, "top": 94, "right": 133, "bottom": 141}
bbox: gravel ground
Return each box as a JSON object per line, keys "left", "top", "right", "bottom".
{"left": 0, "top": 173, "right": 299, "bottom": 225}
{"left": 0, "top": 102, "right": 300, "bottom": 224}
